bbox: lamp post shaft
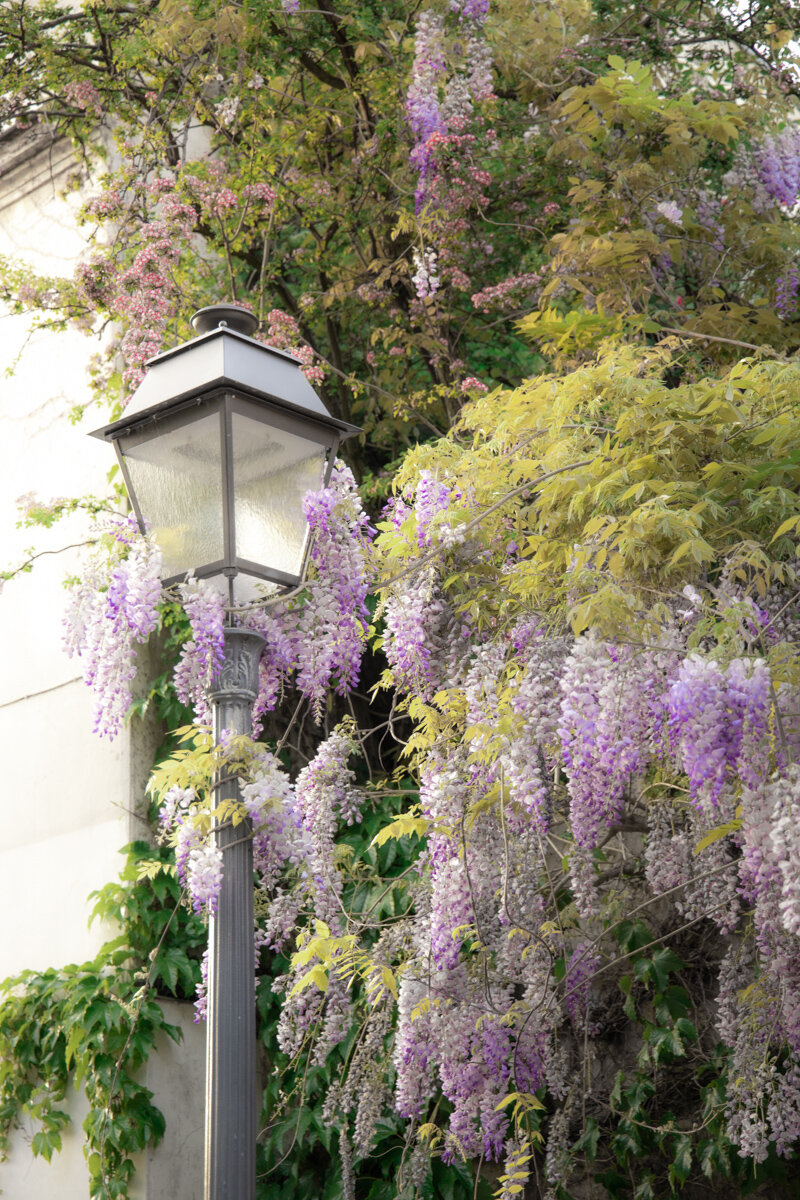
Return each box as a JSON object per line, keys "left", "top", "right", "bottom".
{"left": 205, "top": 626, "right": 265, "bottom": 1200}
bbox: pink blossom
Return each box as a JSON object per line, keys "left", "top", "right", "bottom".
{"left": 64, "top": 80, "right": 103, "bottom": 116}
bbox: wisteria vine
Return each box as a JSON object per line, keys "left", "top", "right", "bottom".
{"left": 65, "top": 444, "right": 800, "bottom": 1197}
{"left": 63, "top": 462, "right": 374, "bottom": 740}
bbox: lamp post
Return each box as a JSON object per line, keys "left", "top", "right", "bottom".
{"left": 91, "top": 303, "right": 358, "bottom": 1200}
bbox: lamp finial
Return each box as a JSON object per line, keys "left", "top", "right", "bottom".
{"left": 191, "top": 303, "right": 259, "bottom": 337}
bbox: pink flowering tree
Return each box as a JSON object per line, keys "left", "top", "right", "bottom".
{"left": 4, "top": 0, "right": 800, "bottom": 460}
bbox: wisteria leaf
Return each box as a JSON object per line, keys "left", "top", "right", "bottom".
{"left": 371, "top": 813, "right": 431, "bottom": 847}
{"left": 289, "top": 964, "right": 330, "bottom": 997}
{"left": 694, "top": 820, "right": 742, "bottom": 855}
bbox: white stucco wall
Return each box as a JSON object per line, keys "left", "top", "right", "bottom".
{"left": 0, "top": 130, "right": 142, "bottom": 976}
{"left": 0, "top": 129, "right": 204, "bottom": 1200}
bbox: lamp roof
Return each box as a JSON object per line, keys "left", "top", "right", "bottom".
{"left": 92, "top": 322, "right": 359, "bottom": 441}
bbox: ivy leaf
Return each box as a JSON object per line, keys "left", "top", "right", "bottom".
{"left": 31, "top": 1128, "right": 61, "bottom": 1162}
{"left": 612, "top": 1119, "right": 643, "bottom": 1162}
{"left": 698, "top": 1137, "right": 728, "bottom": 1179}
{"left": 633, "top": 1177, "right": 655, "bottom": 1200}
{"left": 64, "top": 1024, "right": 84, "bottom": 1070}
{"left": 615, "top": 920, "right": 651, "bottom": 953}
{"left": 574, "top": 1118, "right": 600, "bottom": 1161}
{"left": 669, "top": 1133, "right": 692, "bottom": 1185}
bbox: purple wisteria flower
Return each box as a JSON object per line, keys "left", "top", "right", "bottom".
{"left": 431, "top": 973, "right": 510, "bottom": 1163}
{"left": 295, "top": 723, "right": 362, "bottom": 922}
{"left": 172, "top": 577, "right": 226, "bottom": 724}
{"left": 194, "top": 946, "right": 209, "bottom": 1022}
{"left": 668, "top": 654, "right": 771, "bottom": 808}
{"left": 382, "top": 472, "right": 471, "bottom": 700}
{"left": 186, "top": 838, "right": 224, "bottom": 915}
{"left": 242, "top": 603, "right": 297, "bottom": 735}
{"left": 777, "top": 266, "right": 799, "bottom": 318}
{"left": 295, "top": 462, "right": 374, "bottom": 715}
{"left": 757, "top": 127, "right": 800, "bottom": 208}
{"left": 414, "top": 469, "right": 451, "bottom": 545}
{"left": 394, "top": 975, "right": 437, "bottom": 1119}
{"left": 407, "top": 11, "right": 447, "bottom": 208}
{"left": 559, "top": 637, "right": 659, "bottom": 849}
{"left": 406, "top": 2, "right": 492, "bottom": 210}
{"left": 63, "top": 517, "right": 162, "bottom": 739}
{"left": 242, "top": 747, "right": 308, "bottom": 893}
{"left": 565, "top": 939, "right": 601, "bottom": 1032}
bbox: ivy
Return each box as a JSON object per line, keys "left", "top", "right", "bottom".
{"left": 0, "top": 842, "right": 205, "bottom": 1199}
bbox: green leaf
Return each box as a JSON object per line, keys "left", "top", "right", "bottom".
{"left": 594, "top": 1168, "right": 630, "bottom": 1197}
{"left": 694, "top": 820, "right": 741, "bottom": 855}
{"left": 770, "top": 514, "right": 800, "bottom": 542}
{"left": 31, "top": 1128, "right": 61, "bottom": 1161}
{"left": 698, "top": 1137, "right": 728, "bottom": 1179}
{"left": 649, "top": 1026, "right": 685, "bottom": 1061}
{"left": 633, "top": 1177, "right": 655, "bottom": 1200}
{"left": 647, "top": 947, "right": 684, "bottom": 992}
{"left": 615, "top": 920, "right": 651, "bottom": 953}
{"left": 289, "top": 963, "right": 330, "bottom": 996}
{"left": 574, "top": 1118, "right": 600, "bottom": 1161}
{"left": 65, "top": 1023, "right": 84, "bottom": 1070}
{"left": 670, "top": 1133, "right": 692, "bottom": 1185}
{"left": 612, "top": 1119, "right": 643, "bottom": 1161}
{"left": 370, "top": 813, "right": 431, "bottom": 848}
{"left": 661, "top": 985, "right": 691, "bottom": 1020}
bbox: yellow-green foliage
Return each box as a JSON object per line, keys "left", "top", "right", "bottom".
{"left": 377, "top": 341, "right": 800, "bottom": 643}
{"left": 289, "top": 919, "right": 400, "bottom": 1005}
{"left": 145, "top": 726, "right": 273, "bottom": 859}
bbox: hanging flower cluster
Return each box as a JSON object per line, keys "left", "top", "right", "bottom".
{"left": 668, "top": 653, "right": 770, "bottom": 806}
{"left": 380, "top": 471, "right": 470, "bottom": 701}
{"left": 757, "top": 127, "right": 800, "bottom": 209}
{"left": 407, "top": 2, "right": 493, "bottom": 210}
{"left": 404, "top": 0, "right": 496, "bottom": 322}
{"left": 271, "top": 724, "right": 362, "bottom": 1060}
{"left": 294, "top": 462, "right": 374, "bottom": 714}
{"left": 65, "top": 459, "right": 373, "bottom": 743}
{"left": 173, "top": 577, "right": 226, "bottom": 725}
{"left": 63, "top": 515, "right": 161, "bottom": 738}
{"left": 327, "top": 510, "right": 800, "bottom": 1178}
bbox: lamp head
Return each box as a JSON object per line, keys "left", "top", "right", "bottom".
{"left": 91, "top": 305, "right": 360, "bottom": 602}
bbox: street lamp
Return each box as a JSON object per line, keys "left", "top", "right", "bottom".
{"left": 91, "top": 303, "right": 359, "bottom": 1200}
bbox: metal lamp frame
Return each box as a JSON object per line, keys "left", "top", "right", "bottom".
{"left": 104, "top": 385, "right": 340, "bottom": 593}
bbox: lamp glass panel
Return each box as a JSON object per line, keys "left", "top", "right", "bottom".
{"left": 120, "top": 411, "right": 224, "bottom": 577}
{"left": 231, "top": 410, "right": 329, "bottom": 577}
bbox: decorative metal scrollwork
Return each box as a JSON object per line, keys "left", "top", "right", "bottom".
{"left": 209, "top": 627, "right": 265, "bottom": 702}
